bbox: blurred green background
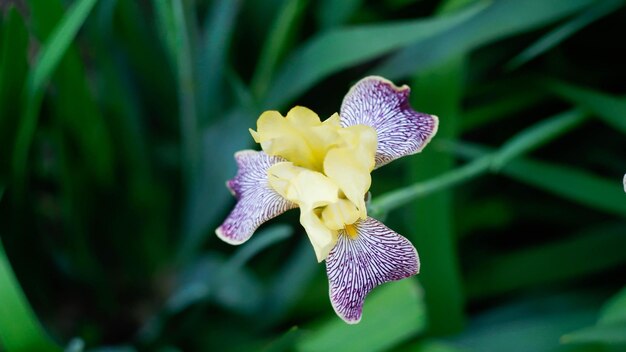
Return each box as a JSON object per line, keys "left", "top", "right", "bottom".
{"left": 1, "top": 0, "right": 625, "bottom": 351}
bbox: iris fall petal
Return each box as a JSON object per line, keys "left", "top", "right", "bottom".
{"left": 340, "top": 76, "right": 438, "bottom": 168}
{"left": 326, "top": 217, "right": 420, "bottom": 324}
{"left": 216, "top": 150, "right": 296, "bottom": 244}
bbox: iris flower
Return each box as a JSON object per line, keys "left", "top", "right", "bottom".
{"left": 216, "top": 76, "right": 438, "bottom": 323}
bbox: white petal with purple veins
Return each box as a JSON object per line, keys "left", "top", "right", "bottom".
{"left": 216, "top": 150, "right": 296, "bottom": 244}
{"left": 340, "top": 76, "right": 438, "bottom": 168}
{"left": 326, "top": 217, "right": 420, "bottom": 323}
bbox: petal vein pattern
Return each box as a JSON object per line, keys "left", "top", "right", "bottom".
{"left": 340, "top": 76, "right": 438, "bottom": 168}
{"left": 326, "top": 217, "right": 419, "bottom": 324}
{"left": 216, "top": 150, "right": 296, "bottom": 244}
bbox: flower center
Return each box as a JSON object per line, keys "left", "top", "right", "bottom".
{"left": 251, "top": 106, "right": 377, "bottom": 261}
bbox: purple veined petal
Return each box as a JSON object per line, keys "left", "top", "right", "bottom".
{"left": 326, "top": 217, "right": 420, "bottom": 324}
{"left": 340, "top": 76, "right": 438, "bottom": 168}
{"left": 216, "top": 150, "right": 296, "bottom": 244}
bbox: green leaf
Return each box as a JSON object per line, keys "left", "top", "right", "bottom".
{"left": 0, "top": 7, "right": 28, "bottom": 177}
{"left": 456, "top": 293, "right": 598, "bottom": 352}
{"left": 179, "top": 108, "right": 255, "bottom": 260}
{"left": 507, "top": 0, "right": 624, "bottom": 69}
{"left": 0, "top": 237, "right": 60, "bottom": 351}
{"left": 315, "top": 0, "right": 362, "bottom": 29}
{"left": 262, "top": 326, "right": 302, "bottom": 352}
{"left": 598, "top": 286, "right": 626, "bottom": 326}
{"left": 402, "top": 340, "right": 464, "bottom": 352}
{"left": 197, "top": 0, "right": 241, "bottom": 123}
{"left": 296, "top": 279, "right": 426, "bottom": 352}
{"left": 404, "top": 56, "right": 465, "bottom": 334}
{"left": 502, "top": 158, "right": 626, "bottom": 217}
{"left": 251, "top": 0, "right": 309, "bottom": 99}
{"left": 561, "top": 323, "right": 626, "bottom": 345}
{"left": 466, "top": 223, "right": 626, "bottom": 298}
{"left": 226, "top": 225, "right": 292, "bottom": 270}
{"left": 461, "top": 88, "right": 546, "bottom": 132}
{"left": 12, "top": 0, "right": 99, "bottom": 192}
{"left": 376, "top": 0, "right": 597, "bottom": 79}
{"left": 491, "top": 109, "right": 587, "bottom": 170}
{"left": 154, "top": 0, "right": 200, "bottom": 185}
{"left": 264, "top": 1, "right": 487, "bottom": 107}
{"left": 260, "top": 237, "right": 317, "bottom": 325}
{"left": 370, "top": 155, "right": 491, "bottom": 217}
{"left": 546, "top": 80, "right": 626, "bottom": 134}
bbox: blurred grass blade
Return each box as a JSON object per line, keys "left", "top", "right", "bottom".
{"left": 502, "top": 158, "right": 626, "bottom": 217}
{"left": 599, "top": 286, "right": 626, "bottom": 325}
{"left": 405, "top": 56, "right": 465, "bottom": 333}
{"left": 154, "top": 0, "right": 200, "bottom": 184}
{"left": 0, "top": 192, "right": 60, "bottom": 352}
{"left": 461, "top": 88, "right": 545, "bottom": 132}
{"left": 297, "top": 279, "right": 426, "bottom": 352}
{"left": 227, "top": 225, "right": 292, "bottom": 269}
{"left": 315, "top": 0, "right": 362, "bottom": 30}
{"left": 561, "top": 323, "right": 626, "bottom": 345}
{"left": 403, "top": 340, "right": 464, "bottom": 352}
{"left": 197, "top": 0, "right": 241, "bottom": 123}
{"left": 453, "top": 141, "right": 626, "bottom": 217}
{"left": 263, "top": 326, "right": 302, "bottom": 352}
{"left": 264, "top": 1, "right": 487, "bottom": 107}
{"left": 179, "top": 108, "right": 254, "bottom": 260}
{"left": 455, "top": 293, "right": 598, "bottom": 352}
{"left": 376, "top": 0, "right": 596, "bottom": 79}
{"left": 546, "top": 80, "right": 626, "bottom": 134}
{"left": 375, "top": 106, "right": 600, "bottom": 216}
{"left": 12, "top": 0, "right": 98, "bottom": 192}
{"left": 251, "top": 0, "right": 308, "bottom": 99}
{"left": 370, "top": 155, "right": 491, "bottom": 216}
{"left": 507, "top": 0, "right": 623, "bottom": 70}
{"left": 0, "top": 7, "right": 28, "bottom": 176}
{"left": 261, "top": 237, "right": 318, "bottom": 325}
{"left": 491, "top": 109, "right": 587, "bottom": 170}
{"left": 27, "top": 0, "right": 97, "bottom": 93}
{"left": 466, "top": 223, "right": 626, "bottom": 298}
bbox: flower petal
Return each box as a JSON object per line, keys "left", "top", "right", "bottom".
{"left": 325, "top": 217, "right": 419, "bottom": 324}
{"left": 250, "top": 107, "right": 341, "bottom": 171}
{"left": 216, "top": 150, "right": 296, "bottom": 244}
{"left": 267, "top": 162, "right": 339, "bottom": 262}
{"left": 324, "top": 124, "right": 376, "bottom": 218}
{"left": 340, "top": 76, "right": 438, "bottom": 168}
{"left": 299, "top": 206, "right": 338, "bottom": 262}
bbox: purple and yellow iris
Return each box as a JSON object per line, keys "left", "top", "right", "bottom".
{"left": 216, "top": 76, "right": 438, "bottom": 323}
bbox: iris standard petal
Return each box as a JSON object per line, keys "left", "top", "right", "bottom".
{"left": 250, "top": 107, "right": 341, "bottom": 171}
{"left": 340, "top": 76, "right": 438, "bottom": 168}
{"left": 323, "top": 124, "right": 377, "bottom": 218}
{"left": 325, "top": 217, "right": 420, "bottom": 324}
{"left": 216, "top": 150, "right": 296, "bottom": 244}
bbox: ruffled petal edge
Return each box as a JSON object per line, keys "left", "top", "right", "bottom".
{"left": 340, "top": 76, "right": 438, "bottom": 168}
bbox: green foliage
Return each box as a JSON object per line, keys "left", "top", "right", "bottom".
{"left": 0, "top": 0, "right": 625, "bottom": 351}
{"left": 297, "top": 279, "right": 426, "bottom": 352}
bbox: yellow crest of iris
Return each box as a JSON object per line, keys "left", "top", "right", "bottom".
{"left": 250, "top": 106, "right": 377, "bottom": 262}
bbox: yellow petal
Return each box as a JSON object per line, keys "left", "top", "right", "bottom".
{"left": 338, "top": 125, "right": 377, "bottom": 171}
{"left": 324, "top": 125, "right": 377, "bottom": 218}
{"left": 251, "top": 109, "right": 318, "bottom": 168}
{"left": 267, "top": 162, "right": 338, "bottom": 207}
{"left": 251, "top": 107, "right": 342, "bottom": 171}
{"left": 299, "top": 206, "right": 338, "bottom": 262}
{"left": 321, "top": 198, "right": 361, "bottom": 231}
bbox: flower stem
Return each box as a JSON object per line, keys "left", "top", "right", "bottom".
{"left": 370, "top": 155, "right": 492, "bottom": 217}
{"left": 371, "top": 108, "right": 589, "bottom": 215}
